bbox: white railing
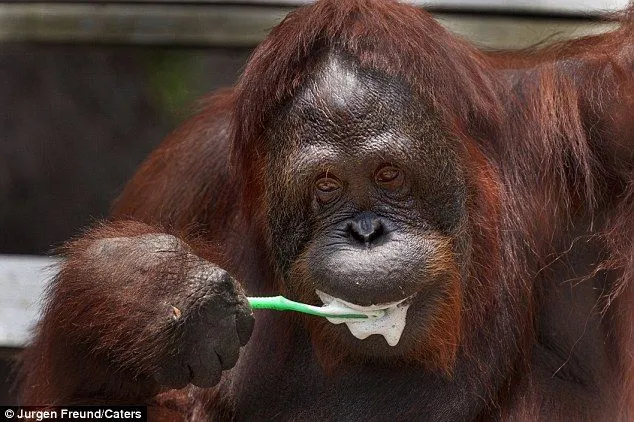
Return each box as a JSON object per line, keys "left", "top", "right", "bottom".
{"left": 0, "top": 255, "right": 59, "bottom": 348}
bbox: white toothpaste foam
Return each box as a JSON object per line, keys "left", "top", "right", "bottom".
{"left": 316, "top": 290, "right": 412, "bottom": 346}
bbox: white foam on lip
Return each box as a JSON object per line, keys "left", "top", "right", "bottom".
{"left": 316, "top": 290, "right": 413, "bottom": 346}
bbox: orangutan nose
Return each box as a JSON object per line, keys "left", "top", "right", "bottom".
{"left": 347, "top": 212, "right": 386, "bottom": 246}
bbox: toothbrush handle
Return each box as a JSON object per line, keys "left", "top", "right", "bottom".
{"left": 248, "top": 296, "right": 293, "bottom": 311}
{"left": 247, "top": 296, "right": 368, "bottom": 319}
{"left": 248, "top": 296, "right": 326, "bottom": 316}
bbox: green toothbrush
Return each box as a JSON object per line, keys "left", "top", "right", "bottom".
{"left": 247, "top": 296, "right": 384, "bottom": 320}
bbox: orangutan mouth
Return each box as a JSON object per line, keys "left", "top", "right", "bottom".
{"left": 316, "top": 290, "right": 414, "bottom": 346}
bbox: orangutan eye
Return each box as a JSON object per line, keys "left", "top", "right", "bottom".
{"left": 314, "top": 176, "right": 342, "bottom": 203}
{"left": 375, "top": 165, "right": 404, "bottom": 189}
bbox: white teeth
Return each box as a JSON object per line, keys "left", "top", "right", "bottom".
{"left": 316, "top": 290, "right": 412, "bottom": 346}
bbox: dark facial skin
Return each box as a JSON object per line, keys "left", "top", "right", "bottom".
{"left": 265, "top": 52, "right": 470, "bottom": 358}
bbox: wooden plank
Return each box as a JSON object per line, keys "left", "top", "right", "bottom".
{"left": 0, "top": 3, "right": 618, "bottom": 47}
{"left": 0, "top": 255, "right": 58, "bottom": 347}
{"left": 435, "top": 14, "right": 618, "bottom": 50}
{"left": 0, "top": 4, "right": 291, "bottom": 46}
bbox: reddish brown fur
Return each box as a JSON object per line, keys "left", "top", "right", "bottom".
{"left": 415, "top": 236, "right": 463, "bottom": 372}
{"left": 18, "top": 0, "right": 633, "bottom": 420}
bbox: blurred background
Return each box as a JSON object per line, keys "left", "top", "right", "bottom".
{"left": 0, "top": 0, "right": 629, "bottom": 404}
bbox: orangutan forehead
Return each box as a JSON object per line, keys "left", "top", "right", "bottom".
{"left": 308, "top": 55, "right": 373, "bottom": 110}
{"left": 267, "top": 51, "right": 450, "bottom": 171}
{"left": 294, "top": 51, "right": 413, "bottom": 119}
